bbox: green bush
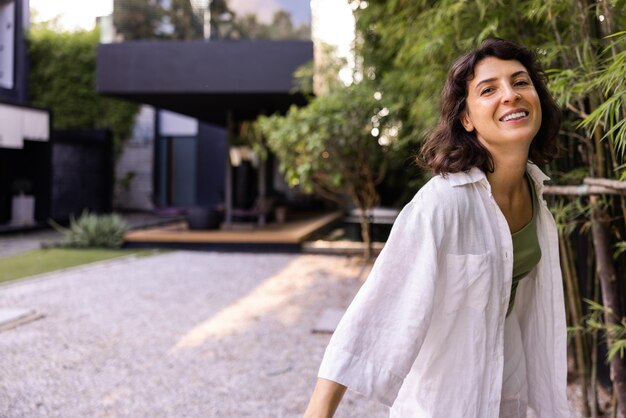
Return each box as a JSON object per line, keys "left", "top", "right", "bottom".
{"left": 51, "top": 211, "right": 128, "bottom": 249}
{"left": 27, "top": 26, "right": 139, "bottom": 154}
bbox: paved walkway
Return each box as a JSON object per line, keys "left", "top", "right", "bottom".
{"left": 0, "top": 252, "right": 387, "bottom": 418}
{"left": 0, "top": 230, "right": 62, "bottom": 258}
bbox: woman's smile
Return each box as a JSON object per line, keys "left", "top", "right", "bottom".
{"left": 499, "top": 109, "right": 529, "bottom": 123}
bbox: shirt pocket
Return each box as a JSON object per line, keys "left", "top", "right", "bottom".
{"left": 443, "top": 252, "right": 491, "bottom": 312}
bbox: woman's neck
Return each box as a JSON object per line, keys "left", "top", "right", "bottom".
{"left": 486, "top": 154, "right": 529, "bottom": 212}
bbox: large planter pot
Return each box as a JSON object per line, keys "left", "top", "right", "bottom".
{"left": 11, "top": 195, "right": 35, "bottom": 226}
{"left": 186, "top": 207, "right": 222, "bottom": 230}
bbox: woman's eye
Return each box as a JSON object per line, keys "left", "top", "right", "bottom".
{"left": 480, "top": 87, "right": 494, "bottom": 95}
{"left": 514, "top": 80, "right": 530, "bottom": 86}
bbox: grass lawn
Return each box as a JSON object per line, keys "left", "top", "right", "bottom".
{"left": 0, "top": 248, "right": 161, "bottom": 284}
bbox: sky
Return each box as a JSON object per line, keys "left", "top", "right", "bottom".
{"left": 30, "top": 0, "right": 113, "bottom": 31}
{"left": 29, "top": 0, "right": 312, "bottom": 31}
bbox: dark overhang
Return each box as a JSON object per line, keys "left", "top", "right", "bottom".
{"left": 96, "top": 40, "right": 313, "bottom": 125}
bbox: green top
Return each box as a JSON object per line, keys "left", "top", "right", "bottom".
{"left": 507, "top": 174, "right": 542, "bottom": 317}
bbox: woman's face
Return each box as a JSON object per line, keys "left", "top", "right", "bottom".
{"left": 461, "top": 57, "right": 542, "bottom": 156}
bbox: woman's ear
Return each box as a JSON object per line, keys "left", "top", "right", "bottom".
{"left": 461, "top": 111, "right": 474, "bottom": 133}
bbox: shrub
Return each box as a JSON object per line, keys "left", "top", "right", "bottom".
{"left": 51, "top": 211, "right": 127, "bottom": 249}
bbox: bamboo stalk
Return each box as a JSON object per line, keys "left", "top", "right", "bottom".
{"left": 590, "top": 196, "right": 626, "bottom": 418}
{"left": 566, "top": 237, "right": 592, "bottom": 413}
{"left": 592, "top": 269, "right": 600, "bottom": 418}
{"left": 592, "top": 329, "right": 599, "bottom": 418}
{"left": 586, "top": 176, "right": 626, "bottom": 231}
{"left": 561, "top": 237, "right": 591, "bottom": 416}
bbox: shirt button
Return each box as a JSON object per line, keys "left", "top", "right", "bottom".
{"left": 505, "top": 251, "right": 509, "bottom": 259}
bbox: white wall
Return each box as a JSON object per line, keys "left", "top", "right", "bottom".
{"left": 0, "top": 103, "right": 49, "bottom": 149}
{"left": 160, "top": 110, "right": 198, "bottom": 137}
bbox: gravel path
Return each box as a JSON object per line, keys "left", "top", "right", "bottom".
{"left": 0, "top": 252, "right": 387, "bottom": 418}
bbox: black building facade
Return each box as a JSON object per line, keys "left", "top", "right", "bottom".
{"left": 98, "top": 0, "right": 313, "bottom": 224}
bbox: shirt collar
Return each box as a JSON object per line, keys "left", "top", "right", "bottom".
{"left": 446, "top": 162, "right": 551, "bottom": 193}
{"left": 446, "top": 167, "right": 489, "bottom": 187}
{"left": 525, "top": 162, "right": 551, "bottom": 193}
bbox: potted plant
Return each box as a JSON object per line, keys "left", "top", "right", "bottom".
{"left": 10, "top": 179, "right": 35, "bottom": 226}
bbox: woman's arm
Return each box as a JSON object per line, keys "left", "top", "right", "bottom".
{"left": 303, "top": 378, "right": 347, "bottom": 418}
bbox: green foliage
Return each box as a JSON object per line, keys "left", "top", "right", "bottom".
{"left": 292, "top": 43, "right": 348, "bottom": 97}
{"left": 547, "top": 30, "right": 626, "bottom": 169}
{"left": 51, "top": 211, "right": 128, "bottom": 249}
{"left": 580, "top": 299, "right": 626, "bottom": 361}
{"left": 292, "top": 60, "right": 315, "bottom": 97}
{"left": 550, "top": 198, "right": 589, "bottom": 236}
{"left": 578, "top": 34, "right": 626, "bottom": 157}
{"left": 352, "top": 0, "right": 552, "bottom": 150}
{"left": 257, "top": 82, "right": 393, "bottom": 203}
{"left": 27, "top": 26, "right": 139, "bottom": 154}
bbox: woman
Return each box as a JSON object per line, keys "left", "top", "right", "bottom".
{"left": 304, "top": 39, "right": 570, "bottom": 418}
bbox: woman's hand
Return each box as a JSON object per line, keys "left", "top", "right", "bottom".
{"left": 303, "top": 378, "right": 347, "bottom": 418}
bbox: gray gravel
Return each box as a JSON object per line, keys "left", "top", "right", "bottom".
{"left": 0, "top": 252, "right": 387, "bottom": 418}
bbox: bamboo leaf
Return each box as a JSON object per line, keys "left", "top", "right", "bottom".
{"left": 607, "top": 339, "right": 626, "bottom": 361}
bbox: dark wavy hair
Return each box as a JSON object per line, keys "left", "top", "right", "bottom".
{"left": 418, "top": 38, "right": 561, "bottom": 175}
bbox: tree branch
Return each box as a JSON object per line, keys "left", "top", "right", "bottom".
{"left": 567, "top": 103, "right": 591, "bottom": 120}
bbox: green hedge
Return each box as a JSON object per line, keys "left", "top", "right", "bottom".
{"left": 27, "top": 27, "right": 138, "bottom": 154}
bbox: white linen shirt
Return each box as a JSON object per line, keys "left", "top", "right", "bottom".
{"left": 318, "top": 163, "right": 570, "bottom": 418}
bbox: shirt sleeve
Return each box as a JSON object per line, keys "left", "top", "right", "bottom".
{"left": 318, "top": 195, "right": 443, "bottom": 407}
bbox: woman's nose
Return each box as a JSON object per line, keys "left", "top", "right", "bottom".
{"left": 502, "top": 84, "right": 521, "bottom": 103}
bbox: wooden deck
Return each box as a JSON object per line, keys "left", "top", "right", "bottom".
{"left": 123, "top": 211, "right": 343, "bottom": 251}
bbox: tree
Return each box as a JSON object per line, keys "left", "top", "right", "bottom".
{"left": 257, "top": 82, "right": 396, "bottom": 259}
{"left": 222, "top": 10, "right": 311, "bottom": 40}
{"left": 168, "top": 0, "right": 203, "bottom": 40}
{"left": 113, "top": 0, "right": 165, "bottom": 40}
{"left": 113, "top": 0, "right": 203, "bottom": 41}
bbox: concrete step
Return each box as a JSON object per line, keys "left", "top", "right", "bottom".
{"left": 0, "top": 308, "right": 44, "bottom": 331}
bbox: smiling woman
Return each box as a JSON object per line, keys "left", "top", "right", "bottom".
{"left": 303, "top": 39, "right": 569, "bottom": 418}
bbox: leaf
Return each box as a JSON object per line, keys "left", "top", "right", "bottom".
{"left": 607, "top": 339, "right": 626, "bottom": 361}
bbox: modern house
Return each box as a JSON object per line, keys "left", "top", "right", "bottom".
{"left": 97, "top": 0, "right": 315, "bottom": 226}
{"left": 0, "top": 0, "right": 50, "bottom": 230}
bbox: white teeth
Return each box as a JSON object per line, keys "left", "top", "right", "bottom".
{"left": 502, "top": 111, "right": 527, "bottom": 122}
